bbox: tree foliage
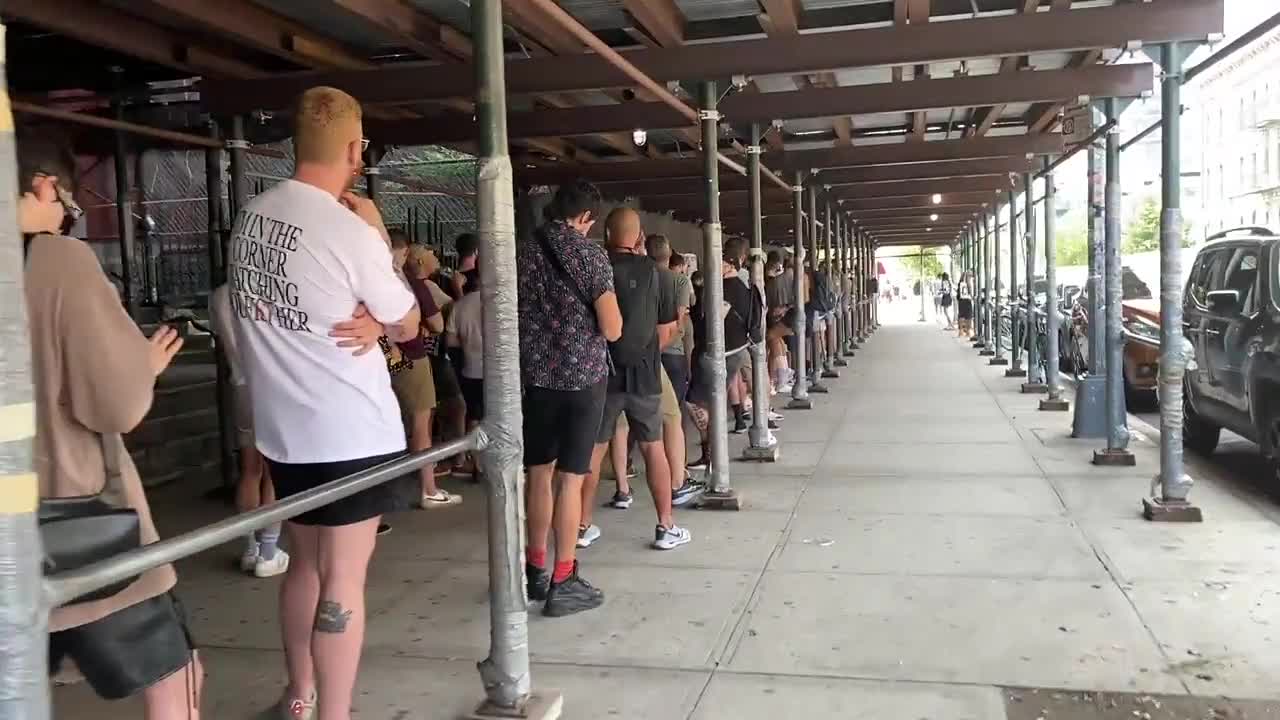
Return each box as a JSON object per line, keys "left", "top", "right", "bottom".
{"left": 899, "top": 248, "right": 945, "bottom": 279}
{"left": 1055, "top": 212, "right": 1089, "bottom": 267}
{"left": 1124, "top": 196, "right": 1161, "bottom": 254}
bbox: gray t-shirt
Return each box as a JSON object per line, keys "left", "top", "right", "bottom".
{"left": 662, "top": 268, "right": 692, "bottom": 355}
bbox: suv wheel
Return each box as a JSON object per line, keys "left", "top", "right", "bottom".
{"left": 1183, "top": 389, "right": 1221, "bottom": 456}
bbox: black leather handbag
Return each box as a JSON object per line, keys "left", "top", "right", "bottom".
{"left": 39, "top": 433, "right": 141, "bottom": 604}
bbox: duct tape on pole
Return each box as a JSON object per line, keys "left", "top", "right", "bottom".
{"left": 1094, "top": 97, "right": 1135, "bottom": 466}
{"left": 469, "top": 0, "right": 546, "bottom": 713}
{"left": 822, "top": 202, "right": 840, "bottom": 377}
{"left": 1146, "top": 39, "right": 1201, "bottom": 520}
{"left": 789, "top": 178, "right": 811, "bottom": 409}
{"left": 1041, "top": 159, "right": 1070, "bottom": 411}
{"left": 807, "top": 187, "right": 828, "bottom": 394}
{"left": 699, "top": 81, "right": 738, "bottom": 506}
{"left": 744, "top": 132, "right": 779, "bottom": 462}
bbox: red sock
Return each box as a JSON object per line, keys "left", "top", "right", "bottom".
{"left": 526, "top": 547, "right": 546, "bottom": 569}
{"left": 552, "top": 559, "right": 575, "bottom": 584}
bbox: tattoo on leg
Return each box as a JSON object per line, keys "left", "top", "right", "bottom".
{"left": 314, "top": 600, "right": 353, "bottom": 634}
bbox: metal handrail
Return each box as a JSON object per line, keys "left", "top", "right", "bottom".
{"left": 43, "top": 432, "right": 482, "bottom": 607}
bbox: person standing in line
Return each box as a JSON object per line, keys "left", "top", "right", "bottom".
{"left": 577, "top": 209, "right": 691, "bottom": 550}
{"left": 22, "top": 128, "right": 204, "bottom": 719}
{"left": 405, "top": 243, "right": 468, "bottom": 477}
{"left": 764, "top": 250, "right": 795, "bottom": 394}
{"left": 644, "top": 234, "right": 702, "bottom": 506}
{"left": 519, "top": 180, "right": 621, "bottom": 617}
{"left": 445, "top": 268, "right": 484, "bottom": 478}
{"left": 956, "top": 270, "right": 975, "bottom": 338}
{"left": 389, "top": 233, "right": 461, "bottom": 508}
{"left": 211, "top": 282, "right": 290, "bottom": 577}
{"left": 229, "top": 87, "right": 422, "bottom": 720}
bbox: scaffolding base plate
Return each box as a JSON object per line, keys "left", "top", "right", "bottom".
{"left": 787, "top": 397, "right": 813, "bottom": 410}
{"left": 1021, "top": 382, "right": 1049, "bottom": 394}
{"left": 972, "top": 342, "right": 986, "bottom": 349}
{"left": 821, "top": 369, "right": 840, "bottom": 379}
{"left": 1092, "top": 448, "right": 1137, "bottom": 467}
{"left": 468, "top": 692, "right": 563, "bottom": 720}
{"left": 809, "top": 383, "right": 830, "bottom": 394}
{"left": 699, "top": 489, "right": 742, "bottom": 511}
{"left": 833, "top": 357, "right": 849, "bottom": 367}
{"left": 1143, "top": 497, "right": 1204, "bottom": 523}
{"left": 979, "top": 350, "right": 995, "bottom": 356}
{"left": 1039, "top": 398, "right": 1071, "bottom": 412}
{"left": 1004, "top": 368, "right": 1027, "bottom": 378}
{"left": 741, "top": 444, "right": 780, "bottom": 462}
{"left": 988, "top": 357, "right": 1009, "bottom": 366}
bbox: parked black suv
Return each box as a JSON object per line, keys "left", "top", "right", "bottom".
{"left": 1181, "top": 227, "right": 1280, "bottom": 477}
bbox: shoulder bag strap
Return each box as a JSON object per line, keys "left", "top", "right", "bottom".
{"left": 536, "top": 231, "right": 594, "bottom": 312}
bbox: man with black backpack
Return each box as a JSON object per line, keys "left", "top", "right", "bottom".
{"left": 579, "top": 208, "right": 692, "bottom": 551}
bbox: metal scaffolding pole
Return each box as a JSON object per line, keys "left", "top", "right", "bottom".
{"left": 112, "top": 99, "right": 136, "bottom": 318}
{"left": 1040, "top": 159, "right": 1070, "bottom": 411}
{"left": 991, "top": 201, "right": 1008, "bottom": 366}
{"left": 743, "top": 128, "right": 779, "bottom": 462}
{"left": 789, "top": 173, "right": 812, "bottom": 409}
{"left": 844, "top": 216, "right": 858, "bottom": 354}
{"left": 206, "top": 121, "right": 237, "bottom": 493}
{"left": 1073, "top": 109, "right": 1110, "bottom": 438}
{"left": 0, "top": 24, "right": 53, "bottom": 717}
{"left": 833, "top": 213, "right": 849, "bottom": 364}
{"left": 1022, "top": 172, "right": 1046, "bottom": 389}
{"left": 227, "top": 115, "right": 249, "bottom": 222}
{"left": 1006, "top": 187, "right": 1024, "bottom": 375}
{"left": 822, "top": 202, "right": 840, "bottom": 377}
{"left": 698, "top": 81, "right": 737, "bottom": 501}
{"left": 808, "top": 187, "right": 829, "bottom": 394}
{"left": 1146, "top": 41, "right": 1201, "bottom": 519}
{"left": 918, "top": 247, "right": 927, "bottom": 323}
{"left": 470, "top": 0, "right": 544, "bottom": 712}
{"left": 979, "top": 213, "right": 996, "bottom": 355}
{"left": 1094, "top": 97, "right": 1135, "bottom": 466}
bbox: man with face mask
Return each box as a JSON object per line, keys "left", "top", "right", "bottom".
{"left": 20, "top": 129, "right": 202, "bottom": 716}
{"left": 228, "top": 86, "right": 421, "bottom": 720}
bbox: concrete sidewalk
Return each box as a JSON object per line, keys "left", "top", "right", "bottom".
{"left": 55, "top": 315, "right": 1280, "bottom": 719}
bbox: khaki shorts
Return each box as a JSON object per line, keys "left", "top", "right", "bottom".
{"left": 391, "top": 359, "right": 437, "bottom": 417}
{"left": 659, "top": 365, "right": 681, "bottom": 424}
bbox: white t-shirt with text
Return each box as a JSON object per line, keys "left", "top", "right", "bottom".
{"left": 227, "top": 179, "right": 416, "bottom": 464}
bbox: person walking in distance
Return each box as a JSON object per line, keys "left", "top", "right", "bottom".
{"left": 937, "top": 272, "right": 955, "bottom": 331}
{"left": 228, "top": 87, "right": 422, "bottom": 720}
{"left": 519, "top": 180, "right": 621, "bottom": 617}
{"left": 956, "top": 270, "right": 975, "bottom": 339}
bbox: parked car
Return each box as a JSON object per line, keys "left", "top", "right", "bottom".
{"left": 1062, "top": 267, "right": 1158, "bottom": 405}
{"left": 1181, "top": 227, "right": 1280, "bottom": 479}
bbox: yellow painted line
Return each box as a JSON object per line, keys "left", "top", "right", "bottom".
{"left": 0, "top": 473, "right": 38, "bottom": 514}
{"left": 0, "top": 402, "right": 35, "bottom": 443}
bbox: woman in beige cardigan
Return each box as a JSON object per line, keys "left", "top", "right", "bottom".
{"left": 20, "top": 130, "right": 202, "bottom": 717}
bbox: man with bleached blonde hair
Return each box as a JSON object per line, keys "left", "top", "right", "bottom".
{"left": 229, "top": 86, "right": 420, "bottom": 720}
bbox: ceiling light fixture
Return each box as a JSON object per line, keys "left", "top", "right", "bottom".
{"left": 930, "top": 213, "right": 939, "bottom": 221}
{"left": 931, "top": 193, "right": 942, "bottom": 204}
{"left": 632, "top": 129, "right": 647, "bottom": 147}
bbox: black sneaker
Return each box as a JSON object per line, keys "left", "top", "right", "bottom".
{"left": 672, "top": 480, "right": 703, "bottom": 507}
{"left": 687, "top": 454, "right": 710, "bottom": 471}
{"left": 731, "top": 416, "right": 749, "bottom": 434}
{"left": 526, "top": 562, "right": 550, "bottom": 602}
{"left": 768, "top": 419, "right": 780, "bottom": 430}
{"left": 543, "top": 562, "right": 604, "bottom": 617}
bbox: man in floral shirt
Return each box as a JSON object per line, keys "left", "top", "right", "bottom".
{"left": 518, "top": 180, "right": 622, "bottom": 617}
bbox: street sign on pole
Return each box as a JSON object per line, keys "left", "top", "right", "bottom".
{"left": 1062, "top": 101, "right": 1094, "bottom": 145}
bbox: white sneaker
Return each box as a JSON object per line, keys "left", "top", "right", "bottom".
{"left": 420, "top": 491, "right": 463, "bottom": 509}
{"left": 254, "top": 550, "right": 291, "bottom": 578}
{"left": 768, "top": 410, "right": 784, "bottom": 422}
{"left": 239, "top": 541, "right": 259, "bottom": 573}
{"left": 776, "top": 382, "right": 793, "bottom": 395}
{"left": 653, "top": 524, "right": 692, "bottom": 550}
{"left": 280, "top": 689, "right": 316, "bottom": 720}
{"left": 576, "top": 524, "right": 602, "bottom": 548}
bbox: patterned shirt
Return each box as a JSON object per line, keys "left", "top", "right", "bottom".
{"left": 518, "top": 220, "right": 614, "bottom": 391}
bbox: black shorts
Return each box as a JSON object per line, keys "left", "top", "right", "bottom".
{"left": 269, "top": 450, "right": 412, "bottom": 526}
{"left": 523, "top": 382, "right": 607, "bottom": 475}
{"left": 49, "top": 592, "right": 194, "bottom": 701}
{"left": 429, "top": 354, "right": 462, "bottom": 402}
{"left": 688, "top": 349, "right": 748, "bottom": 405}
{"left": 958, "top": 298, "right": 974, "bottom": 320}
{"left": 661, "top": 353, "right": 690, "bottom": 402}
{"left": 460, "top": 376, "right": 485, "bottom": 425}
